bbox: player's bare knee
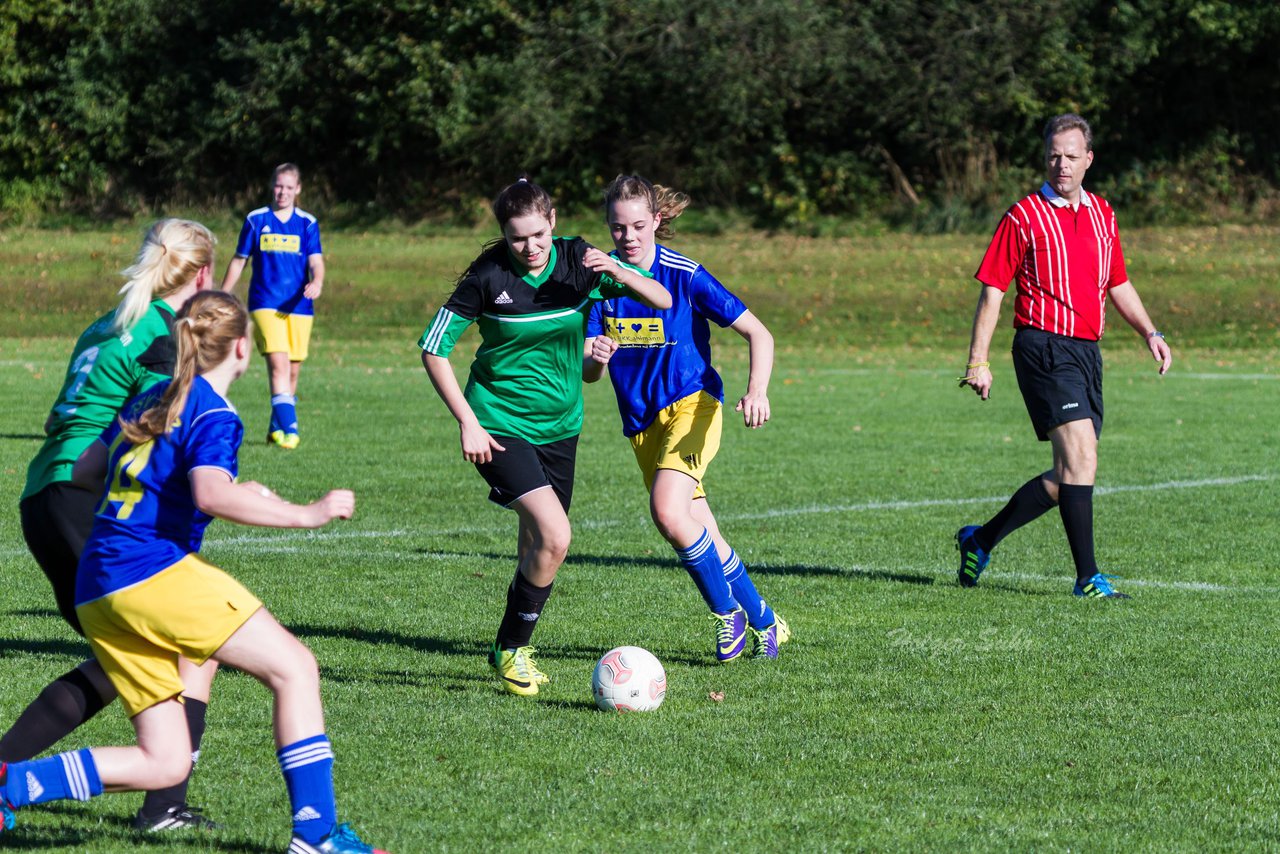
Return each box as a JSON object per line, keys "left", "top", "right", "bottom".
{"left": 650, "top": 504, "right": 688, "bottom": 542}
{"left": 539, "top": 527, "right": 571, "bottom": 563}
{"left": 148, "top": 749, "right": 193, "bottom": 789}
{"left": 284, "top": 643, "right": 321, "bottom": 690}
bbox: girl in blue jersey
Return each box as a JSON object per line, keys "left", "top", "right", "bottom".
{"left": 0, "top": 292, "right": 384, "bottom": 854}
{"left": 2, "top": 219, "right": 221, "bottom": 831}
{"left": 585, "top": 175, "right": 790, "bottom": 662}
{"left": 420, "top": 176, "right": 671, "bottom": 696}
{"left": 221, "top": 163, "right": 325, "bottom": 450}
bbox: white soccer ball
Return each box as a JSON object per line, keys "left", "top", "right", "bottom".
{"left": 592, "top": 646, "right": 667, "bottom": 712}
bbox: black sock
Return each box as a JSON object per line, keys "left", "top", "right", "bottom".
{"left": 139, "top": 697, "right": 208, "bottom": 817}
{"left": 0, "top": 665, "right": 112, "bottom": 762}
{"left": 1058, "top": 483, "right": 1099, "bottom": 581}
{"left": 495, "top": 571, "right": 553, "bottom": 649}
{"left": 976, "top": 476, "right": 1057, "bottom": 551}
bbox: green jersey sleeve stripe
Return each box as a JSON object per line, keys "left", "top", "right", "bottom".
{"left": 418, "top": 307, "right": 472, "bottom": 356}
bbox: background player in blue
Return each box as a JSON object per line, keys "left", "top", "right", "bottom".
{"left": 0, "top": 292, "right": 385, "bottom": 854}
{"left": 221, "top": 162, "right": 325, "bottom": 450}
{"left": 2, "top": 218, "right": 221, "bottom": 831}
{"left": 584, "top": 175, "right": 791, "bottom": 662}
{"left": 420, "top": 176, "right": 671, "bottom": 696}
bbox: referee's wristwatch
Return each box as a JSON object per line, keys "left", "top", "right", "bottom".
{"left": 1146, "top": 330, "right": 1165, "bottom": 340}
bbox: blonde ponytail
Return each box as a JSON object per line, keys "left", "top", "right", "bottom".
{"left": 114, "top": 219, "right": 216, "bottom": 335}
{"left": 119, "top": 291, "right": 247, "bottom": 444}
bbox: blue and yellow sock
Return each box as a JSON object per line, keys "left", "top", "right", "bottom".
{"left": 675, "top": 529, "right": 737, "bottom": 614}
{"left": 723, "top": 549, "right": 775, "bottom": 629}
{"left": 4, "top": 749, "right": 102, "bottom": 807}
{"left": 278, "top": 734, "right": 336, "bottom": 844}
{"left": 271, "top": 394, "right": 298, "bottom": 435}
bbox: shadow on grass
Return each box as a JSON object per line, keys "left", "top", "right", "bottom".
{"left": 0, "top": 637, "right": 91, "bottom": 658}
{"left": 440, "top": 549, "right": 939, "bottom": 586}
{"left": 288, "top": 622, "right": 711, "bottom": 673}
{"left": 568, "top": 551, "right": 945, "bottom": 588}
{"left": 0, "top": 433, "right": 44, "bottom": 441}
{"left": 7, "top": 607, "right": 66, "bottom": 620}
{"left": 2, "top": 802, "right": 262, "bottom": 852}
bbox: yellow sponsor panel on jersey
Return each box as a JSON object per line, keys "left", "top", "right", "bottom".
{"left": 259, "top": 233, "right": 301, "bottom": 254}
{"left": 606, "top": 316, "right": 666, "bottom": 347}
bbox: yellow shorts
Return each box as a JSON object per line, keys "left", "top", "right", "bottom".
{"left": 76, "top": 554, "right": 262, "bottom": 717}
{"left": 251, "top": 309, "right": 313, "bottom": 360}
{"left": 629, "top": 391, "right": 723, "bottom": 500}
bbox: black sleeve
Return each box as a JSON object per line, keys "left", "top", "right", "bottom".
{"left": 136, "top": 315, "right": 177, "bottom": 376}
{"left": 442, "top": 264, "right": 488, "bottom": 320}
{"left": 564, "top": 237, "right": 606, "bottom": 296}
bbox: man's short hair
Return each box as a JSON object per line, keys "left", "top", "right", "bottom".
{"left": 1043, "top": 114, "right": 1093, "bottom": 153}
{"left": 272, "top": 162, "right": 302, "bottom": 183}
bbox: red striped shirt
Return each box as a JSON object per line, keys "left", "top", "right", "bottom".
{"left": 975, "top": 183, "right": 1127, "bottom": 340}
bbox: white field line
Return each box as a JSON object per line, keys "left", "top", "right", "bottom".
{"left": 717, "top": 474, "right": 1277, "bottom": 522}
{"left": 772, "top": 367, "right": 1278, "bottom": 381}
{"left": 211, "top": 546, "right": 1256, "bottom": 595}
{"left": 3, "top": 475, "right": 1273, "bottom": 594}
{"left": 1172, "top": 372, "right": 1278, "bottom": 381}
{"left": 184, "top": 472, "right": 1280, "bottom": 545}
{"left": 823, "top": 563, "right": 1239, "bottom": 593}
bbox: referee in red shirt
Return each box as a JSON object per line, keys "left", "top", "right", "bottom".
{"left": 955, "top": 114, "right": 1173, "bottom": 598}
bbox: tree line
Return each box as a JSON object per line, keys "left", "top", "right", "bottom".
{"left": 2, "top": 0, "right": 1276, "bottom": 227}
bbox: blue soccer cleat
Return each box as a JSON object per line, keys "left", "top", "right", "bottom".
{"left": 751, "top": 613, "right": 791, "bottom": 660}
{"left": 1074, "top": 573, "right": 1130, "bottom": 599}
{"left": 289, "top": 822, "right": 387, "bottom": 854}
{"left": 710, "top": 607, "right": 748, "bottom": 663}
{"left": 955, "top": 525, "right": 991, "bottom": 587}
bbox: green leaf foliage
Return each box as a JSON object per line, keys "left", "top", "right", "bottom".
{"left": 0, "top": 0, "right": 1277, "bottom": 224}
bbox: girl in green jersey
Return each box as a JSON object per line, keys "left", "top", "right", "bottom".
{"left": 419, "top": 177, "right": 671, "bottom": 696}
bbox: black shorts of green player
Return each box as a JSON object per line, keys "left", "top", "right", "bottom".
{"left": 475, "top": 435, "right": 578, "bottom": 512}
{"left": 19, "top": 482, "right": 101, "bottom": 635}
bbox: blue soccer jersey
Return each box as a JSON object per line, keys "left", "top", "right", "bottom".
{"left": 234, "top": 206, "right": 322, "bottom": 315}
{"left": 586, "top": 244, "right": 747, "bottom": 436}
{"left": 76, "top": 376, "right": 243, "bottom": 605}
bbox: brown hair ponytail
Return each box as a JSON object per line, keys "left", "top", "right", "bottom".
{"left": 491, "top": 174, "right": 554, "bottom": 229}
{"left": 119, "top": 291, "right": 248, "bottom": 444}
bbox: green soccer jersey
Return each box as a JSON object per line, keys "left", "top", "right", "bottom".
{"left": 23, "top": 300, "right": 178, "bottom": 499}
{"left": 418, "top": 237, "right": 636, "bottom": 444}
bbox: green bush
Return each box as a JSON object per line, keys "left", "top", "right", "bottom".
{"left": 1, "top": 0, "right": 1277, "bottom": 226}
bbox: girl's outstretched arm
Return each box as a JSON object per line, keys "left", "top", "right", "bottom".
{"left": 191, "top": 468, "right": 353, "bottom": 528}
{"left": 582, "top": 247, "right": 672, "bottom": 309}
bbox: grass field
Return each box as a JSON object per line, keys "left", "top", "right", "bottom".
{"left": 0, "top": 224, "right": 1277, "bottom": 852}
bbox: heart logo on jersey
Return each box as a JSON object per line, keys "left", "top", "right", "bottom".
{"left": 631, "top": 323, "right": 643, "bottom": 332}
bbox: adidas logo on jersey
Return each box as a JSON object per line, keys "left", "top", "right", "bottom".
{"left": 26, "top": 771, "right": 44, "bottom": 801}
{"left": 495, "top": 291, "right": 513, "bottom": 305}
{"left": 293, "top": 805, "right": 322, "bottom": 822}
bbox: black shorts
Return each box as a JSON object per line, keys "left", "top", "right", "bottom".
{"left": 1011, "top": 327, "right": 1104, "bottom": 442}
{"left": 475, "top": 435, "right": 578, "bottom": 512}
{"left": 19, "top": 482, "right": 100, "bottom": 636}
